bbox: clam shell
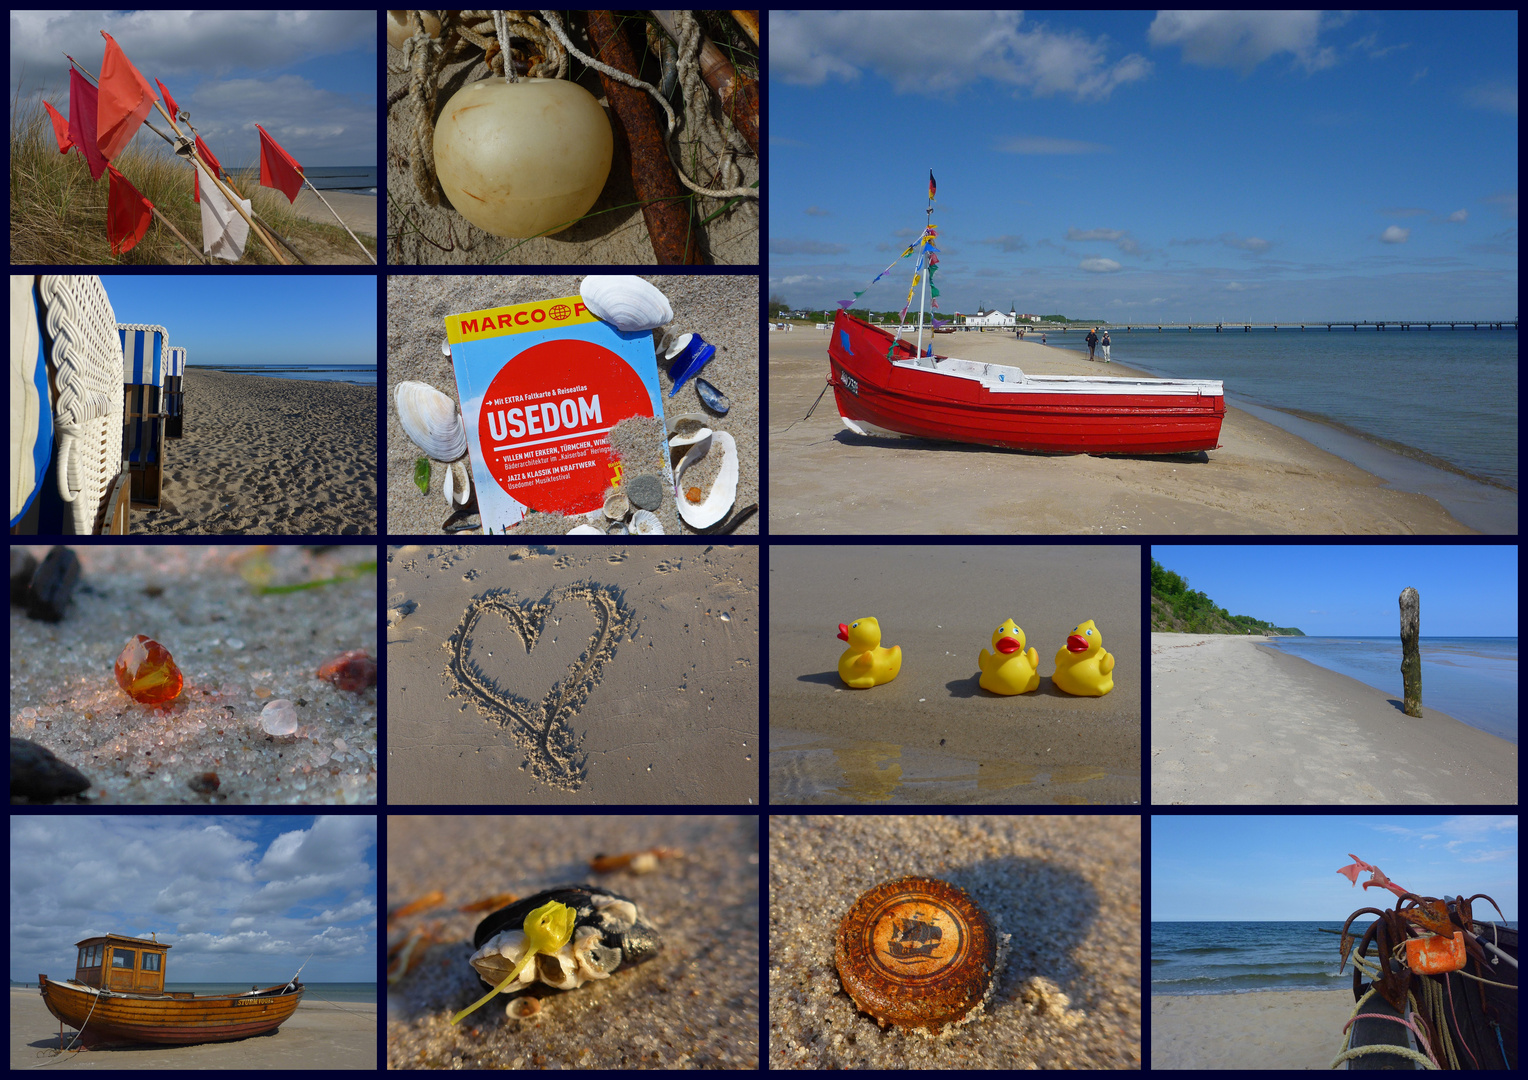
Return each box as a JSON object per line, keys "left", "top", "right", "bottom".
{"left": 444, "top": 459, "right": 471, "bottom": 508}
{"left": 396, "top": 381, "right": 467, "bottom": 461}
{"left": 603, "top": 491, "right": 630, "bottom": 520}
{"left": 665, "top": 412, "right": 712, "bottom": 453}
{"left": 579, "top": 276, "right": 673, "bottom": 333}
{"left": 567, "top": 524, "right": 605, "bottom": 535}
{"left": 629, "top": 510, "right": 665, "bottom": 535}
{"left": 673, "top": 430, "right": 738, "bottom": 530}
{"left": 695, "top": 377, "right": 729, "bottom": 415}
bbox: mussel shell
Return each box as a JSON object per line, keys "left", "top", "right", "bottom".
{"left": 474, "top": 885, "right": 662, "bottom": 969}
{"left": 695, "top": 377, "right": 729, "bottom": 415}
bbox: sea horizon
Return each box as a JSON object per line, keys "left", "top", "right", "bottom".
{"left": 192, "top": 363, "right": 376, "bottom": 386}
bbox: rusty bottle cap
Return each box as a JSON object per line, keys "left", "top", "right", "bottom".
{"left": 835, "top": 876, "right": 997, "bottom": 1032}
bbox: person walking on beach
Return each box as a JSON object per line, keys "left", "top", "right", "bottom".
{"left": 1100, "top": 330, "right": 1111, "bottom": 363}
{"left": 1086, "top": 327, "right": 1099, "bottom": 361}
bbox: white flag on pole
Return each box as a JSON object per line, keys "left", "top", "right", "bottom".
{"left": 193, "top": 160, "right": 249, "bottom": 261}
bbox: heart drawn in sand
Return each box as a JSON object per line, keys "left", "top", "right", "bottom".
{"left": 442, "top": 583, "right": 636, "bottom": 791}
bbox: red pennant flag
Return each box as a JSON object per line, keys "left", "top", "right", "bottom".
{"left": 154, "top": 78, "right": 179, "bottom": 124}
{"left": 107, "top": 165, "right": 154, "bottom": 255}
{"left": 67, "top": 67, "right": 108, "bottom": 180}
{"left": 97, "top": 31, "right": 159, "bottom": 161}
{"left": 43, "top": 102, "right": 73, "bottom": 154}
{"left": 193, "top": 135, "right": 223, "bottom": 204}
{"left": 256, "top": 124, "right": 304, "bottom": 203}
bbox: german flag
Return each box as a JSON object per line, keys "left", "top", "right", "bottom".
{"left": 928, "top": 171, "right": 936, "bottom": 202}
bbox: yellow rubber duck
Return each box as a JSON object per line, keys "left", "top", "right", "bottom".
{"left": 977, "top": 619, "right": 1040, "bottom": 695}
{"left": 836, "top": 617, "right": 902, "bottom": 689}
{"left": 1053, "top": 619, "right": 1115, "bottom": 696}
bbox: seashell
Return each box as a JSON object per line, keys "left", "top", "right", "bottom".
{"left": 397, "top": 381, "right": 467, "bottom": 461}
{"left": 607, "top": 522, "right": 629, "bottom": 535}
{"left": 444, "top": 459, "right": 472, "bottom": 508}
{"left": 664, "top": 412, "right": 712, "bottom": 453}
{"left": 567, "top": 524, "right": 605, "bottom": 535}
{"left": 664, "top": 332, "right": 716, "bottom": 396}
{"left": 442, "top": 339, "right": 452, "bottom": 357}
{"left": 603, "top": 491, "right": 630, "bottom": 520}
{"left": 580, "top": 276, "right": 673, "bottom": 333}
{"left": 629, "top": 510, "right": 665, "bottom": 535}
{"left": 695, "top": 377, "right": 730, "bottom": 415}
{"left": 673, "top": 430, "right": 738, "bottom": 530}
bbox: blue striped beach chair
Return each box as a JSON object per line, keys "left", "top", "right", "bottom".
{"left": 119, "top": 323, "right": 170, "bottom": 509}
{"left": 165, "top": 345, "right": 186, "bottom": 439}
{"left": 10, "top": 276, "right": 130, "bottom": 534}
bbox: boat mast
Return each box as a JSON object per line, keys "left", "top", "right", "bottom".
{"left": 915, "top": 170, "right": 935, "bottom": 363}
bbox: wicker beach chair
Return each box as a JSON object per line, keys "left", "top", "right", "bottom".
{"left": 118, "top": 323, "right": 171, "bottom": 509}
{"left": 165, "top": 345, "right": 186, "bottom": 439}
{"left": 10, "top": 276, "right": 131, "bottom": 534}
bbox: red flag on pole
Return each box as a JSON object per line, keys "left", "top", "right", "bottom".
{"left": 193, "top": 135, "right": 223, "bottom": 204}
{"left": 154, "top": 78, "right": 179, "bottom": 124}
{"left": 256, "top": 124, "right": 304, "bottom": 202}
{"left": 107, "top": 165, "right": 154, "bottom": 255}
{"left": 67, "top": 67, "right": 108, "bottom": 180}
{"left": 96, "top": 31, "right": 159, "bottom": 161}
{"left": 43, "top": 102, "right": 73, "bottom": 153}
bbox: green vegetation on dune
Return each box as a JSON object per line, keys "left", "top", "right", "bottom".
{"left": 1150, "top": 559, "right": 1305, "bottom": 635}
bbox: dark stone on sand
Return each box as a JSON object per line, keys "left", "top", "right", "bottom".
{"left": 11, "top": 737, "right": 91, "bottom": 801}
{"left": 26, "top": 545, "right": 81, "bottom": 622}
{"left": 11, "top": 549, "right": 38, "bottom": 605}
{"left": 628, "top": 473, "right": 663, "bottom": 511}
{"left": 188, "top": 771, "right": 221, "bottom": 794}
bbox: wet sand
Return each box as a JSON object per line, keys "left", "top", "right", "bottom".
{"left": 1151, "top": 990, "right": 1352, "bottom": 1070}
{"left": 11, "top": 990, "right": 376, "bottom": 1070}
{"left": 769, "top": 814, "right": 1140, "bottom": 1069}
{"left": 769, "top": 326, "right": 1472, "bottom": 534}
{"left": 1150, "top": 633, "right": 1517, "bottom": 804}
{"left": 769, "top": 545, "right": 1140, "bottom": 805}
{"left": 387, "top": 815, "right": 758, "bottom": 1069}
{"left": 133, "top": 369, "right": 376, "bottom": 536}
{"left": 386, "top": 543, "right": 758, "bottom": 804}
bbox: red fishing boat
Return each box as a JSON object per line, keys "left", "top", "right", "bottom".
{"left": 38, "top": 933, "right": 304, "bottom": 1049}
{"left": 827, "top": 310, "right": 1226, "bottom": 455}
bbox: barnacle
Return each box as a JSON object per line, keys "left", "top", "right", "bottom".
{"left": 451, "top": 899, "right": 574, "bottom": 1024}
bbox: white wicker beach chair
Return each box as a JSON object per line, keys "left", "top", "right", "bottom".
{"left": 165, "top": 345, "right": 186, "bottom": 439}
{"left": 31, "top": 276, "right": 131, "bottom": 533}
{"left": 11, "top": 276, "right": 53, "bottom": 526}
{"left": 118, "top": 323, "right": 171, "bottom": 508}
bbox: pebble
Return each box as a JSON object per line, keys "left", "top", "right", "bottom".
{"left": 261, "top": 699, "right": 299, "bottom": 736}
{"left": 24, "top": 546, "right": 81, "bottom": 622}
{"left": 627, "top": 473, "right": 663, "bottom": 510}
{"left": 11, "top": 737, "right": 91, "bottom": 801}
{"left": 317, "top": 649, "right": 377, "bottom": 693}
{"left": 10, "top": 549, "right": 39, "bottom": 604}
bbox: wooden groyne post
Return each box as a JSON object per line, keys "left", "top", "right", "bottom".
{"left": 1400, "top": 587, "right": 1422, "bottom": 717}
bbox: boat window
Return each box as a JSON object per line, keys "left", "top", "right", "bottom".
{"left": 111, "top": 949, "right": 136, "bottom": 968}
{"left": 78, "top": 947, "right": 87, "bottom": 969}
{"left": 87, "top": 944, "right": 101, "bottom": 967}
{"left": 141, "top": 952, "right": 161, "bottom": 972}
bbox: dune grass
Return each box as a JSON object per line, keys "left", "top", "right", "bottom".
{"left": 10, "top": 91, "right": 376, "bottom": 266}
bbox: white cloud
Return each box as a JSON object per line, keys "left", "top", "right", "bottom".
{"left": 1380, "top": 226, "right": 1410, "bottom": 243}
{"left": 1446, "top": 209, "right": 1468, "bottom": 223}
{"left": 1148, "top": 11, "right": 1338, "bottom": 75}
{"left": 1080, "top": 258, "right": 1121, "bottom": 273}
{"left": 771, "top": 11, "right": 1151, "bottom": 100}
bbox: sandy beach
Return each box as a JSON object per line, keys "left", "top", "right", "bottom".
{"left": 11, "top": 989, "right": 376, "bottom": 1070}
{"left": 769, "top": 545, "right": 1140, "bottom": 805}
{"left": 386, "top": 543, "right": 758, "bottom": 804}
{"left": 769, "top": 327, "right": 1473, "bottom": 534}
{"left": 769, "top": 814, "right": 1140, "bottom": 1069}
{"left": 1151, "top": 990, "right": 1351, "bottom": 1070}
{"left": 386, "top": 274, "right": 757, "bottom": 535}
{"left": 132, "top": 369, "right": 376, "bottom": 536}
{"left": 10, "top": 545, "right": 377, "bottom": 805}
{"left": 387, "top": 814, "right": 758, "bottom": 1069}
{"left": 289, "top": 189, "right": 377, "bottom": 236}
{"left": 1150, "top": 633, "right": 1517, "bottom": 804}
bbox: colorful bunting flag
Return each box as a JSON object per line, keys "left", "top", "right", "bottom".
{"left": 67, "top": 68, "right": 108, "bottom": 180}
{"left": 97, "top": 32, "right": 159, "bottom": 161}
{"left": 43, "top": 102, "right": 72, "bottom": 154}
{"left": 193, "top": 135, "right": 223, "bottom": 203}
{"left": 836, "top": 300, "right": 854, "bottom": 309}
{"left": 256, "top": 124, "right": 304, "bottom": 202}
{"left": 106, "top": 165, "right": 154, "bottom": 255}
{"left": 154, "top": 79, "right": 178, "bottom": 124}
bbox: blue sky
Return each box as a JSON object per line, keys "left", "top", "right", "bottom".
{"left": 1152, "top": 544, "right": 1517, "bottom": 636}
{"left": 769, "top": 11, "right": 1518, "bottom": 320}
{"left": 1152, "top": 814, "right": 1518, "bottom": 921}
{"left": 102, "top": 275, "right": 376, "bottom": 367}
{"left": 10, "top": 815, "right": 377, "bottom": 983}
{"left": 11, "top": 10, "right": 376, "bottom": 165}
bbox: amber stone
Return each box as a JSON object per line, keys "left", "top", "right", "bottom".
{"left": 835, "top": 876, "right": 997, "bottom": 1032}
{"left": 317, "top": 649, "right": 377, "bottom": 693}
{"left": 114, "top": 635, "right": 184, "bottom": 706}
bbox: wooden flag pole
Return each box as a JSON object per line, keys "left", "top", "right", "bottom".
{"left": 144, "top": 202, "right": 210, "bottom": 264}
{"left": 301, "top": 176, "right": 377, "bottom": 264}
{"left": 66, "top": 53, "right": 288, "bottom": 265}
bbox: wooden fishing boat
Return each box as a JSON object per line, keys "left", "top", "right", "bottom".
{"left": 38, "top": 933, "right": 304, "bottom": 1048}
{"left": 828, "top": 310, "right": 1226, "bottom": 455}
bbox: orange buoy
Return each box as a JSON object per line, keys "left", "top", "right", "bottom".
{"left": 1405, "top": 931, "right": 1466, "bottom": 975}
